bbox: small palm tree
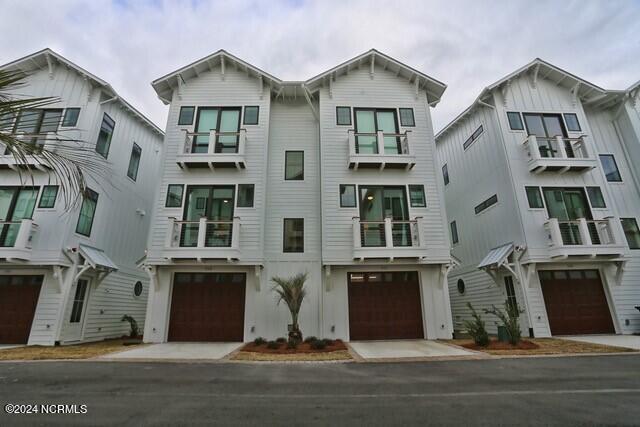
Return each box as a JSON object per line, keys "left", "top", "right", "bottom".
{"left": 271, "top": 272, "right": 307, "bottom": 343}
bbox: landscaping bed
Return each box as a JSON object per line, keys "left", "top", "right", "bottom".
{"left": 0, "top": 338, "right": 144, "bottom": 361}
{"left": 447, "top": 338, "right": 637, "bottom": 356}
{"left": 231, "top": 338, "right": 353, "bottom": 362}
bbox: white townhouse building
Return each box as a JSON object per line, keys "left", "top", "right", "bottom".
{"left": 142, "top": 49, "right": 456, "bottom": 343}
{"left": 435, "top": 59, "right": 640, "bottom": 337}
{"left": 0, "top": 49, "right": 164, "bottom": 345}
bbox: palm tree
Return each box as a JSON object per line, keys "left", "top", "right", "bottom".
{"left": 0, "top": 69, "right": 109, "bottom": 208}
{"left": 271, "top": 272, "right": 308, "bottom": 343}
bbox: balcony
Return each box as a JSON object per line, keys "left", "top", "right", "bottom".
{"left": 352, "top": 217, "right": 426, "bottom": 260}
{"left": 347, "top": 130, "right": 415, "bottom": 170}
{"left": 164, "top": 217, "right": 240, "bottom": 261}
{"left": 523, "top": 135, "right": 597, "bottom": 173}
{"left": 176, "top": 129, "right": 246, "bottom": 170}
{"left": 544, "top": 217, "right": 626, "bottom": 258}
{"left": 0, "top": 133, "right": 56, "bottom": 170}
{"left": 0, "top": 219, "right": 38, "bottom": 261}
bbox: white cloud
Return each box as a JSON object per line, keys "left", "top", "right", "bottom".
{"left": 0, "top": 0, "right": 638, "bottom": 131}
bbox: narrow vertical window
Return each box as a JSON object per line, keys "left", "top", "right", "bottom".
{"left": 586, "top": 187, "right": 606, "bottom": 208}
{"left": 38, "top": 185, "right": 59, "bottom": 208}
{"left": 76, "top": 189, "right": 99, "bottom": 237}
{"left": 62, "top": 108, "right": 80, "bottom": 127}
{"left": 399, "top": 108, "right": 415, "bottom": 127}
{"left": 178, "top": 106, "right": 195, "bottom": 125}
{"left": 243, "top": 106, "right": 259, "bottom": 125}
{"left": 563, "top": 113, "right": 581, "bottom": 132}
{"left": 621, "top": 218, "right": 640, "bottom": 249}
{"left": 450, "top": 221, "right": 459, "bottom": 244}
{"left": 507, "top": 112, "right": 524, "bottom": 130}
{"left": 442, "top": 164, "right": 449, "bottom": 185}
{"left": 599, "top": 154, "right": 622, "bottom": 182}
{"left": 336, "top": 107, "right": 351, "bottom": 125}
{"left": 285, "top": 151, "right": 304, "bottom": 180}
{"left": 283, "top": 218, "right": 304, "bottom": 253}
{"left": 237, "top": 184, "right": 255, "bottom": 208}
{"left": 127, "top": 143, "right": 142, "bottom": 181}
{"left": 525, "top": 187, "right": 544, "bottom": 208}
{"left": 339, "top": 184, "right": 356, "bottom": 207}
{"left": 165, "top": 184, "right": 184, "bottom": 207}
{"left": 408, "top": 185, "right": 426, "bottom": 207}
{"left": 95, "top": 113, "right": 115, "bottom": 158}
{"left": 504, "top": 276, "right": 519, "bottom": 312}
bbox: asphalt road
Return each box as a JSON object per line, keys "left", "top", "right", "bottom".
{"left": 1, "top": 355, "right": 639, "bottom": 426}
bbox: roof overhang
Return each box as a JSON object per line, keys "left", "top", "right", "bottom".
{"left": 478, "top": 242, "right": 514, "bottom": 270}
{"left": 79, "top": 244, "right": 118, "bottom": 273}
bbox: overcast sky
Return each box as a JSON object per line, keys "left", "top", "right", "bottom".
{"left": 1, "top": 0, "right": 639, "bottom": 132}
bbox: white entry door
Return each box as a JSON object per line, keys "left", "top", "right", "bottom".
{"left": 65, "top": 278, "right": 90, "bottom": 342}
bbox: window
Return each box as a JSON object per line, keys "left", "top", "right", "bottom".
{"left": 525, "top": 186, "right": 544, "bottom": 209}
{"left": 243, "top": 106, "right": 259, "bottom": 125}
{"left": 507, "top": 112, "right": 524, "bottom": 130}
{"left": 237, "top": 184, "right": 255, "bottom": 208}
{"left": 463, "top": 125, "right": 483, "bottom": 150}
{"left": 283, "top": 218, "right": 304, "bottom": 253}
{"left": 76, "top": 188, "right": 98, "bottom": 237}
{"left": 69, "top": 279, "right": 88, "bottom": 323}
{"left": 563, "top": 113, "right": 581, "bottom": 132}
{"left": 336, "top": 106, "right": 351, "bottom": 125}
{"left": 586, "top": 187, "right": 606, "bottom": 208}
{"left": 353, "top": 109, "right": 400, "bottom": 154}
{"left": 340, "top": 184, "right": 356, "bottom": 208}
{"left": 192, "top": 107, "right": 241, "bottom": 153}
{"left": 127, "top": 143, "right": 142, "bottom": 181}
{"left": 178, "top": 106, "right": 195, "bottom": 125}
{"left": 0, "top": 112, "right": 15, "bottom": 130}
{"left": 621, "top": 218, "right": 640, "bottom": 249}
{"left": 11, "top": 109, "right": 62, "bottom": 148}
{"left": 134, "top": 281, "right": 143, "bottom": 297}
{"left": 0, "top": 187, "right": 38, "bottom": 247}
{"left": 457, "top": 279, "right": 465, "bottom": 294}
{"left": 475, "top": 194, "right": 498, "bottom": 214}
{"left": 62, "top": 108, "right": 80, "bottom": 127}
{"left": 38, "top": 185, "right": 58, "bottom": 208}
{"left": 95, "top": 113, "right": 115, "bottom": 158}
{"left": 442, "top": 164, "right": 449, "bottom": 185}
{"left": 504, "top": 276, "right": 519, "bottom": 312}
{"left": 599, "top": 154, "right": 622, "bottom": 182}
{"left": 165, "top": 184, "right": 184, "bottom": 207}
{"left": 399, "top": 108, "right": 415, "bottom": 127}
{"left": 285, "top": 151, "right": 304, "bottom": 180}
{"left": 450, "top": 221, "right": 459, "bottom": 244}
{"left": 408, "top": 185, "right": 426, "bottom": 207}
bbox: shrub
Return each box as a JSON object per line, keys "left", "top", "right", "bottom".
{"left": 276, "top": 337, "right": 287, "bottom": 343}
{"left": 462, "top": 303, "right": 489, "bottom": 347}
{"left": 322, "top": 338, "right": 334, "bottom": 346}
{"left": 484, "top": 299, "right": 524, "bottom": 345}
{"left": 121, "top": 315, "right": 139, "bottom": 338}
{"left": 304, "top": 336, "right": 317, "bottom": 343}
{"left": 287, "top": 340, "right": 298, "bottom": 349}
{"left": 310, "top": 339, "right": 326, "bottom": 350}
{"left": 267, "top": 340, "right": 280, "bottom": 350}
{"left": 253, "top": 337, "right": 267, "bottom": 346}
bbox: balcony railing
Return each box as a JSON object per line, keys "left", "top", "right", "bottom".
{"left": 176, "top": 129, "right": 247, "bottom": 170}
{"left": 352, "top": 217, "right": 426, "bottom": 260}
{"left": 347, "top": 130, "right": 415, "bottom": 170}
{"left": 523, "top": 135, "right": 597, "bottom": 173}
{"left": 0, "top": 132, "right": 56, "bottom": 170}
{"left": 0, "top": 219, "right": 38, "bottom": 261}
{"left": 164, "top": 217, "right": 240, "bottom": 261}
{"left": 544, "top": 217, "right": 626, "bottom": 258}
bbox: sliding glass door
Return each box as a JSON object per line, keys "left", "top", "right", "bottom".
{"left": 543, "top": 188, "right": 594, "bottom": 245}
{"left": 523, "top": 113, "right": 572, "bottom": 158}
{"left": 192, "top": 108, "right": 241, "bottom": 154}
{"left": 359, "top": 186, "right": 410, "bottom": 247}
{"left": 181, "top": 186, "right": 235, "bottom": 247}
{"left": 354, "top": 109, "right": 400, "bottom": 154}
{"left": 0, "top": 187, "right": 38, "bottom": 247}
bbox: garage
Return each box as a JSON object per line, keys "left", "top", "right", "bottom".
{"left": 168, "top": 273, "right": 246, "bottom": 342}
{"left": 348, "top": 271, "right": 424, "bottom": 340}
{"left": 0, "top": 275, "right": 43, "bottom": 344}
{"left": 539, "top": 270, "right": 615, "bottom": 335}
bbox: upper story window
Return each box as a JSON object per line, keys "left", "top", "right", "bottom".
{"left": 475, "top": 194, "right": 498, "bottom": 214}
{"left": 340, "top": 184, "right": 356, "bottom": 207}
{"left": 408, "top": 185, "right": 426, "bottom": 207}
{"left": 237, "top": 184, "right": 254, "bottom": 208}
{"left": 127, "top": 143, "right": 142, "bottom": 181}
{"left": 62, "top": 108, "right": 80, "bottom": 127}
{"left": 354, "top": 108, "right": 401, "bottom": 154}
{"left": 178, "top": 106, "right": 195, "bottom": 125}
{"left": 283, "top": 218, "right": 304, "bottom": 253}
{"left": 192, "top": 107, "right": 240, "bottom": 153}
{"left": 525, "top": 186, "right": 544, "bottom": 209}
{"left": 165, "top": 184, "right": 184, "bottom": 208}
{"left": 399, "top": 108, "right": 415, "bottom": 127}
{"left": 563, "top": 113, "right": 581, "bottom": 132}
{"left": 463, "top": 125, "right": 483, "bottom": 150}
{"left": 76, "top": 188, "right": 99, "bottom": 237}
{"left": 586, "top": 186, "right": 606, "bottom": 208}
{"left": 11, "top": 109, "right": 62, "bottom": 148}
{"left": 599, "top": 154, "right": 622, "bottom": 182}
{"left": 507, "top": 112, "right": 524, "bottom": 130}
{"left": 285, "top": 151, "right": 304, "bottom": 180}
{"left": 38, "top": 185, "right": 59, "bottom": 209}
{"left": 621, "top": 218, "right": 640, "bottom": 249}
{"left": 243, "top": 106, "right": 259, "bottom": 125}
{"left": 450, "top": 221, "right": 459, "bottom": 244}
{"left": 336, "top": 107, "right": 352, "bottom": 125}
{"left": 95, "top": 113, "right": 115, "bottom": 158}
{"left": 0, "top": 112, "right": 15, "bottom": 130}
{"left": 442, "top": 164, "right": 449, "bottom": 186}
{"left": 0, "top": 187, "right": 38, "bottom": 247}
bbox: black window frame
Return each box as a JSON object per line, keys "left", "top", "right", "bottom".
{"left": 38, "top": 185, "right": 59, "bottom": 209}
{"left": 399, "top": 108, "right": 415, "bottom": 127}
{"left": 621, "top": 218, "right": 640, "bottom": 250}
{"left": 165, "top": 184, "right": 184, "bottom": 208}
{"left": 408, "top": 184, "right": 426, "bottom": 208}
{"left": 507, "top": 111, "right": 524, "bottom": 130}
{"left": 339, "top": 184, "right": 357, "bottom": 208}
{"left": 450, "top": 220, "right": 459, "bottom": 244}
{"left": 463, "top": 125, "right": 484, "bottom": 150}
{"left": 563, "top": 113, "right": 581, "bottom": 132}
{"left": 525, "top": 186, "right": 544, "bottom": 209}
{"left": 243, "top": 106, "right": 259, "bottom": 125}
{"left": 335, "top": 106, "right": 352, "bottom": 126}
{"left": 599, "top": 154, "right": 622, "bottom": 182}
{"left": 504, "top": 276, "right": 519, "bottom": 312}
{"left": 127, "top": 142, "right": 142, "bottom": 181}
{"left": 284, "top": 150, "right": 304, "bottom": 181}
{"left": 586, "top": 186, "right": 606, "bottom": 209}
{"left": 75, "top": 188, "right": 99, "bottom": 237}
{"left": 237, "top": 184, "right": 255, "bottom": 208}
{"left": 61, "top": 108, "right": 80, "bottom": 127}
{"left": 474, "top": 194, "right": 498, "bottom": 214}
{"left": 178, "top": 106, "right": 195, "bottom": 125}
{"left": 95, "top": 113, "right": 115, "bottom": 159}
{"left": 442, "top": 164, "right": 450, "bottom": 186}
{"left": 283, "top": 218, "right": 304, "bottom": 253}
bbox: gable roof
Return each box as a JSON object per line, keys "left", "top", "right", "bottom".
{"left": 1, "top": 48, "right": 164, "bottom": 137}
{"left": 151, "top": 49, "right": 447, "bottom": 106}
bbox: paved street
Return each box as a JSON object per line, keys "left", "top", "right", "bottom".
{"left": 1, "top": 355, "right": 639, "bottom": 426}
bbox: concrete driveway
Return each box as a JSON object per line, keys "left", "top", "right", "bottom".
{"left": 349, "top": 339, "right": 478, "bottom": 360}
{"left": 562, "top": 335, "right": 640, "bottom": 350}
{"left": 102, "top": 342, "right": 243, "bottom": 361}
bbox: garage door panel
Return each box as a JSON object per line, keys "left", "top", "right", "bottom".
{"left": 0, "top": 275, "right": 43, "bottom": 344}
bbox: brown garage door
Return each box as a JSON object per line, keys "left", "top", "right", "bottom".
{"left": 168, "top": 273, "right": 246, "bottom": 342}
{"left": 348, "top": 271, "right": 424, "bottom": 340}
{"left": 0, "top": 275, "right": 43, "bottom": 344}
{"left": 539, "top": 270, "right": 615, "bottom": 335}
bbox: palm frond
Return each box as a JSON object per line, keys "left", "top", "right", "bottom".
{"left": 271, "top": 272, "right": 308, "bottom": 319}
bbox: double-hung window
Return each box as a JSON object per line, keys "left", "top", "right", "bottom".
{"left": 76, "top": 189, "right": 99, "bottom": 237}
{"left": 96, "top": 113, "right": 115, "bottom": 158}
{"left": 127, "top": 143, "right": 142, "bottom": 181}
{"left": 285, "top": 151, "right": 304, "bottom": 180}
{"left": 283, "top": 218, "right": 304, "bottom": 253}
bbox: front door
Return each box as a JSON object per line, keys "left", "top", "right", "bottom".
{"left": 359, "top": 186, "right": 410, "bottom": 247}
{"left": 65, "top": 278, "right": 90, "bottom": 342}
{"left": 0, "top": 187, "right": 38, "bottom": 247}
{"left": 523, "top": 113, "right": 572, "bottom": 158}
{"left": 543, "top": 188, "right": 595, "bottom": 244}
{"left": 354, "top": 109, "right": 400, "bottom": 154}
{"left": 181, "top": 186, "right": 235, "bottom": 247}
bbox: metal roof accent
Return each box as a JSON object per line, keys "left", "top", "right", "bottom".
{"left": 478, "top": 242, "right": 514, "bottom": 269}
{"left": 79, "top": 244, "right": 118, "bottom": 272}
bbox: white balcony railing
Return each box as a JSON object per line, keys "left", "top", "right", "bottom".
{"left": 523, "top": 135, "right": 597, "bottom": 173}
{"left": 0, "top": 219, "right": 38, "bottom": 261}
{"left": 347, "top": 130, "right": 416, "bottom": 170}
{"left": 164, "top": 217, "right": 240, "bottom": 261}
{"left": 176, "top": 129, "right": 247, "bottom": 170}
{"left": 0, "top": 132, "right": 57, "bottom": 170}
{"left": 352, "top": 217, "right": 426, "bottom": 260}
{"left": 544, "top": 217, "right": 626, "bottom": 258}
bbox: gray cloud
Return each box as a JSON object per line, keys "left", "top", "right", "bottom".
{"left": 1, "top": 0, "right": 638, "bottom": 131}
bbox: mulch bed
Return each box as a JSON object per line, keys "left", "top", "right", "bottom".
{"left": 462, "top": 339, "right": 539, "bottom": 351}
{"left": 241, "top": 340, "right": 347, "bottom": 354}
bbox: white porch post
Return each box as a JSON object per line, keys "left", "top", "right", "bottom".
{"left": 352, "top": 217, "right": 361, "bottom": 249}
{"left": 197, "top": 217, "right": 207, "bottom": 248}
{"left": 208, "top": 130, "right": 216, "bottom": 154}
{"left": 546, "top": 218, "right": 563, "bottom": 247}
{"left": 348, "top": 131, "right": 356, "bottom": 156}
{"left": 528, "top": 135, "right": 540, "bottom": 160}
{"left": 577, "top": 218, "right": 592, "bottom": 246}
{"left": 376, "top": 130, "right": 384, "bottom": 155}
{"left": 384, "top": 217, "right": 393, "bottom": 248}
{"left": 556, "top": 135, "right": 568, "bottom": 159}
{"left": 231, "top": 217, "right": 240, "bottom": 249}
{"left": 238, "top": 129, "right": 246, "bottom": 156}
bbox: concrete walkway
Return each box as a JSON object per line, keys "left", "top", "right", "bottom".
{"left": 562, "top": 335, "right": 640, "bottom": 350}
{"left": 102, "top": 342, "right": 243, "bottom": 360}
{"left": 349, "top": 339, "right": 477, "bottom": 360}
{"left": 0, "top": 345, "right": 23, "bottom": 351}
